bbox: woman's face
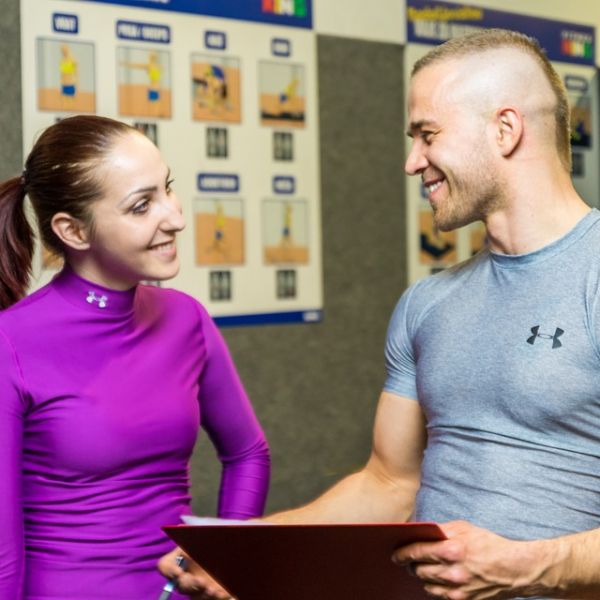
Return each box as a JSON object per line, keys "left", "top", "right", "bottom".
{"left": 80, "top": 131, "right": 185, "bottom": 289}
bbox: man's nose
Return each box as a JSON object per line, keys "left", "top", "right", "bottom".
{"left": 405, "top": 141, "right": 428, "bottom": 176}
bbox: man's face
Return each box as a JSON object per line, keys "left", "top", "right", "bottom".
{"left": 405, "top": 60, "right": 504, "bottom": 231}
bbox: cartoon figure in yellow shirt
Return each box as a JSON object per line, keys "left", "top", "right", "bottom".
{"left": 122, "top": 51, "right": 162, "bottom": 103}
{"left": 279, "top": 77, "right": 298, "bottom": 113}
{"left": 281, "top": 203, "right": 293, "bottom": 247}
{"left": 194, "top": 64, "right": 228, "bottom": 114}
{"left": 206, "top": 201, "right": 228, "bottom": 257}
{"left": 59, "top": 44, "right": 78, "bottom": 108}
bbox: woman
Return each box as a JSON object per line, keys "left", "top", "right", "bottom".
{"left": 0, "top": 115, "right": 270, "bottom": 599}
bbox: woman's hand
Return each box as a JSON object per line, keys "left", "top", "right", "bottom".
{"left": 158, "top": 547, "right": 233, "bottom": 599}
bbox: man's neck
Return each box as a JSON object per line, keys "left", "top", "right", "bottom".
{"left": 484, "top": 171, "right": 591, "bottom": 255}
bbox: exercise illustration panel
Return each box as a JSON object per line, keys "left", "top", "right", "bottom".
{"left": 194, "top": 198, "right": 245, "bottom": 266}
{"left": 263, "top": 199, "right": 309, "bottom": 264}
{"left": 22, "top": 0, "right": 322, "bottom": 325}
{"left": 191, "top": 54, "right": 241, "bottom": 123}
{"left": 259, "top": 61, "right": 306, "bottom": 128}
{"left": 118, "top": 47, "right": 171, "bottom": 118}
{"left": 36, "top": 38, "right": 96, "bottom": 113}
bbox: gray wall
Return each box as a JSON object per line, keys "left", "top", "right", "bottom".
{"left": 0, "top": 0, "right": 22, "bottom": 176}
{"left": 191, "top": 35, "right": 407, "bottom": 514}
{"left": 0, "top": 1, "right": 407, "bottom": 515}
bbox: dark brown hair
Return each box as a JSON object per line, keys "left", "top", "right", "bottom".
{"left": 412, "top": 29, "right": 572, "bottom": 172}
{"left": 0, "top": 115, "right": 134, "bottom": 309}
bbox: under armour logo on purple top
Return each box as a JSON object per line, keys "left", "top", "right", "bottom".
{"left": 86, "top": 291, "right": 108, "bottom": 308}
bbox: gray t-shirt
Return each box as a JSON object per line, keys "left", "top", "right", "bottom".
{"left": 384, "top": 209, "right": 600, "bottom": 542}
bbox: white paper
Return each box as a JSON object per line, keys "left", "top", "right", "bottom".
{"left": 181, "top": 515, "right": 273, "bottom": 526}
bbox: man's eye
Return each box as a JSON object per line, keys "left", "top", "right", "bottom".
{"left": 166, "top": 178, "right": 175, "bottom": 194}
{"left": 421, "top": 132, "right": 434, "bottom": 144}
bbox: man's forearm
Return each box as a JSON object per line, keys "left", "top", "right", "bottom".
{"left": 530, "top": 527, "right": 600, "bottom": 599}
{"left": 267, "top": 465, "right": 418, "bottom": 525}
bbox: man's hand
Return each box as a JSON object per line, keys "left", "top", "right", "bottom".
{"left": 158, "top": 547, "right": 233, "bottom": 599}
{"left": 393, "top": 520, "right": 560, "bottom": 599}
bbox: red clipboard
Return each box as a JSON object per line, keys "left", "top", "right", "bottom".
{"left": 163, "top": 522, "right": 446, "bottom": 600}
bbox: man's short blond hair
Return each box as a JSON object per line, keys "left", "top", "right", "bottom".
{"left": 412, "top": 29, "right": 571, "bottom": 172}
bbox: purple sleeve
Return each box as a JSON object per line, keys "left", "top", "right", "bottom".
{"left": 196, "top": 308, "right": 270, "bottom": 519}
{"left": 0, "top": 330, "right": 26, "bottom": 598}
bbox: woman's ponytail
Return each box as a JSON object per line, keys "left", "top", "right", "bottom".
{"left": 0, "top": 175, "right": 34, "bottom": 310}
{"left": 0, "top": 115, "right": 137, "bottom": 310}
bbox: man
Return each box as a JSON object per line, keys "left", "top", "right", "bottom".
{"left": 162, "top": 29, "right": 599, "bottom": 599}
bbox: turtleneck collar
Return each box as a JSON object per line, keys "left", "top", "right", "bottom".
{"left": 52, "top": 265, "right": 137, "bottom": 315}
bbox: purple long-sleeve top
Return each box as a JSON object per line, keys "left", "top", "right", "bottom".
{"left": 0, "top": 266, "right": 270, "bottom": 599}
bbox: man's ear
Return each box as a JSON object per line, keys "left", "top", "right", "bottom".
{"left": 495, "top": 106, "right": 523, "bottom": 158}
{"left": 51, "top": 212, "right": 91, "bottom": 251}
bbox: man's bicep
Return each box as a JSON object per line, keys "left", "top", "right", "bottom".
{"left": 368, "top": 391, "right": 426, "bottom": 486}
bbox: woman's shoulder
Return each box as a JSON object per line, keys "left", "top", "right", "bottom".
{"left": 137, "top": 284, "right": 210, "bottom": 322}
{"left": 0, "top": 283, "right": 54, "bottom": 329}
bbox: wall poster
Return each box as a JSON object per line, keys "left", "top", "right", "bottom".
{"left": 20, "top": 0, "right": 322, "bottom": 326}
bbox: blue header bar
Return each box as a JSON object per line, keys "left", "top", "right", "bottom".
{"left": 407, "top": 0, "right": 595, "bottom": 66}
{"left": 214, "top": 309, "right": 322, "bottom": 327}
{"left": 80, "top": 0, "right": 313, "bottom": 29}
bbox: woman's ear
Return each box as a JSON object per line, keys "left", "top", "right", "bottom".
{"left": 51, "top": 212, "right": 91, "bottom": 251}
{"left": 495, "top": 106, "right": 523, "bottom": 158}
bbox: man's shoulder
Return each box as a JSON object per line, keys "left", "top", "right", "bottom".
{"left": 406, "top": 250, "right": 489, "bottom": 302}
{"left": 390, "top": 251, "right": 490, "bottom": 334}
